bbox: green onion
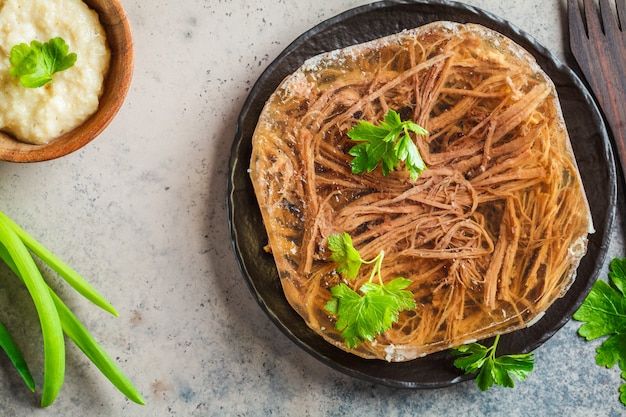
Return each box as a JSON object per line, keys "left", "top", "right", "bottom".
{"left": 0, "top": 220, "right": 65, "bottom": 406}
{"left": 50, "top": 290, "right": 146, "bottom": 404}
{"left": 0, "top": 211, "right": 144, "bottom": 406}
{"left": 0, "top": 320, "right": 35, "bottom": 392}
{"left": 0, "top": 212, "right": 118, "bottom": 316}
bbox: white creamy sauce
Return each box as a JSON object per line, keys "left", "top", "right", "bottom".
{"left": 0, "top": 0, "right": 110, "bottom": 144}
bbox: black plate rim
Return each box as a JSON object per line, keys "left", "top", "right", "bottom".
{"left": 227, "top": 0, "right": 617, "bottom": 389}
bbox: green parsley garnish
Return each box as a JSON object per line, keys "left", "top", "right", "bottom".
{"left": 347, "top": 109, "right": 428, "bottom": 180}
{"left": 9, "top": 37, "right": 77, "bottom": 88}
{"left": 327, "top": 231, "right": 362, "bottom": 279}
{"left": 573, "top": 257, "right": 626, "bottom": 406}
{"left": 324, "top": 232, "right": 416, "bottom": 348}
{"left": 452, "top": 335, "right": 534, "bottom": 391}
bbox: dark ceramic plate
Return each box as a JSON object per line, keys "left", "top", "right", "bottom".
{"left": 227, "top": 0, "right": 616, "bottom": 388}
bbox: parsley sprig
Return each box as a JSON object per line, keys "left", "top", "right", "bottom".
{"left": 574, "top": 257, "right": 626, "bottom": 406}
{"left": 324, "top": 232, "right": 416, "bottom": 348}
{"left": 452, "top": 335, "right": 534, "bottom": 391}
{"left": 9, "top": 37, "right": 77, "bottom": 88}
{"left": 347, "top": 109, "right": 428, "bottom": 180}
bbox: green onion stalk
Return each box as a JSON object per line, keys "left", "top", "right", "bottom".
{"left": 0, "top": 211, "right": 144, "bottom": 407}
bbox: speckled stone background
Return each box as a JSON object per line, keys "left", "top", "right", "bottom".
{"left": 0, "top": 0, "right": 624, "bottom": 416}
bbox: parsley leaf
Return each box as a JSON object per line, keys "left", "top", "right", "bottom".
{"left": 324, "top": 233, "right": 416, "bottom": 348}
{"left": 573, "top": 257, "right": 626, "bottom": 406}
{"left": 9, "top": 37, "right": 77, "bottom": 88}
{"left": 347, "top": 109, "right": 428, "bottom": 180}
{"left": 326, "top": 278, "right": 414, "bottom": 348}
{"left": 328, "top": 232, "right": 362, "bottom": 279}
{"left": 452, "top": 335, "right": 534, "bottom": 391}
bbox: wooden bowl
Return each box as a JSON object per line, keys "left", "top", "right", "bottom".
{"left": 0, "top": 0, "right": 134, "bottom": 162}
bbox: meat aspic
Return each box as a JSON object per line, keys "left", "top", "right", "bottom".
{"left": 249, "top": 21, "right": 593, "bottom": 361}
